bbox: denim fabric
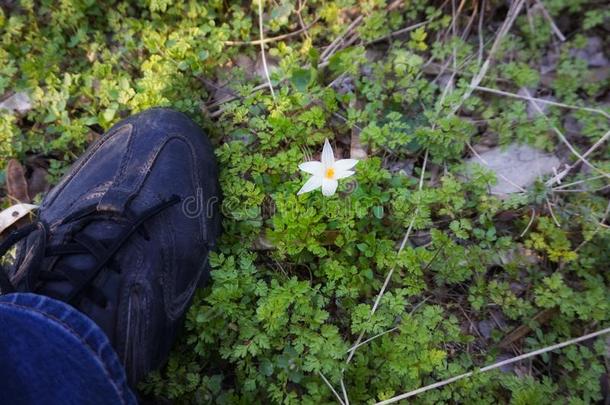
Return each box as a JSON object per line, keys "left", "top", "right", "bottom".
{"left": 0, "top": 293, "right": 137, "bottom": 405}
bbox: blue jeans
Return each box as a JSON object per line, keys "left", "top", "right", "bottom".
{"left": 0, "top": 293, "right": 137, "bottom": 405}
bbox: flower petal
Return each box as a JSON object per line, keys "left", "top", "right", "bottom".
{"left": 321, "top": 178, "right": 338, "bottom": 196}
{"left": 298, "top": 161, "right": 324, "bottom": 176}
{"left": 297, "top": 175, "right": 323, "bottom": 195}
{"left": 335, "top": 170, "right": 355, "bottom": 180}
{"left": 334, "top": 159, "right": 358, "bottom": 172}
{"left": 321, "top": 138, "right": 334, "bottom": 167}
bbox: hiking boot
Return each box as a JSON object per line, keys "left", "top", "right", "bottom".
{"left": 0, "top": 108, "right": 221, "bottom": 385}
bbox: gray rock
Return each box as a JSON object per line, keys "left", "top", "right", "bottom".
{"left": 467, "top": 144, "right": 561, "bottom": 196}
{"left": 254, "top": 52, "right": 279, "bottom": 81}
{"left": 332, "top": 75, "right": 355, "bottom": 95}
{"left": 588, "top": 52, "right": 608, "bottom": 68}
{"left": 563, "top": 113, "right": 583, "bottom": 136}
{"left": 386, "top": 159, "right": 414, "bottom": 177}
{"left": 509, "top": 282, "right": 526, "bottom": 295}
{"left": 477, "top": 320, "right": 494, "bottom": 340}
{"left": 495, "top": 353, "right": 516, "bottom": 373}
{"left": 570, "top": 37, "right": 609, "bottom": 68}
{"left": 585, "top": 36, "right": 603, "bottom": 54}
{"left": 438, "top": 74, "right": 455, "bottom": 94}
{"left": 0, "top": 92, "right": 31, "bottom": 114}
{"left": 540, "top": 50, "right": 559, "bottom": 75}
{"left": 517, "top": 87, "right": 555, "bottom": 118}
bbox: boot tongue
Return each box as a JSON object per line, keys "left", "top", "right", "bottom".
{"left": 36, "top": 219, "right": 126, "bottom": 301}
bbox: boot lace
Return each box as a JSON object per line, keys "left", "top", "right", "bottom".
{"left": 0, "top": 196, "right": 180, "bottom": 307}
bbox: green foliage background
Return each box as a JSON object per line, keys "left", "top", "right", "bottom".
{"left": 1, "top": 0, "right": 609, "bottom": 403}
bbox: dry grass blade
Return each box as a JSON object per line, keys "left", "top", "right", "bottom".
{"left": 346, "top": 296, "right": 431, "bottom": 353}
{"left": 375, "top": 327, "right": 610, "bottom": 404}
{"left": 533, "top": 0, "right": 565, "bottom": 42}
{"left": 318, "top": 371, "right": 346, "bottom": 405}
{"left": 257, "top": 0, "right": 276, "bottom": 100}
{"left": 320, "top": 16, "right": 364, "bottom": 62}
{"left": 473, "top": 86, "right": 610, "bottom": 119}
{"left": 296, "top": 0, "right": 311, "bottom": 39}
{"left": 471, "top": 86, "right": 610, "bottom": 185}
{"left": 519, "top": 208, "right": 536, "bottom": 238}
{"left": 346, "top": 151, "right": 429, "bottom": 364}
{"left": 340, "top": 378, "right": 350, "bottom": 405}
{"left": 345, "top": 2, "right": 527, "bottom": 388}
{"left": 546, "top": 197, "right": 561, "bottom": 227}
{"left": 451, "top": 0, "right": 525, "bottom": 115}
{"left": 224, "top": 18, "right": 318, "bottom": 45}
{"left": 517, "top": 88, "right": 610, "bottom": 184}
{"left": 553, "top": 174, "right": 608, "bottom": 190}
{"left": 299, "top": 144, "right": 313, "bottom": 162}
{"left": 363, "top": 20, "right": 431, "bottom": 45}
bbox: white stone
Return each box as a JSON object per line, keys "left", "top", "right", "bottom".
{"left": 467, "top": 144, "right": 561, "bottom": 195}
{"left": 0, "top": 92, "right": 32, "bottom": 114}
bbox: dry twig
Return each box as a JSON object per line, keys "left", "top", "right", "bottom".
{"left": 258, "top": 0, "right": 276, "bottom": 100}
{"left": 224, "top": 18, "right": 319, "bottom": 45}
{"left": 451, "top": 0, "right": 526, "bottom": 115}
{"left": 318, "top": 371, "right": 346, "bottom": 405}
{"left": 532, "top": 0, "right": 566, "bottom": 42}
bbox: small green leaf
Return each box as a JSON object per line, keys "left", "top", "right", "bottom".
{"left": 309, "top": 47, "right": 320, "bottom": 68}
{"left": 102, "top": 106, "right": 117, "bottom": 122}
{"left": 290, "top": 68, "right": 313, "bottom": 91}
{"left": 259, "top": 359, "right": 273, "bottom": 376}
{"left": 373, "top": 205, "right": 384, "bottom": 219}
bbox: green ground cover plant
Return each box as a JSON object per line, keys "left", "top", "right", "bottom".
{"left": 1, "top": 0, "right": 609, "bottom": 403}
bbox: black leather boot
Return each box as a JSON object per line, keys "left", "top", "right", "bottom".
{"left": 0, "top": 108, "right": 221, "bottom": 386}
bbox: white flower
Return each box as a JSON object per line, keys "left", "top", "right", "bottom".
{"left": 297, "top": 138, "right": 358, "bottom": 196}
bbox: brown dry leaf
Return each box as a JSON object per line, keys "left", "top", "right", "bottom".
{"left": 27, "top": 165, "right": 50, "bottom": 199}
{"left": 252, "top": 232, "right": 275, "bottom": 250}
{"left": 6, "top": 159, "right": 30, "bottom": 203}
{"left": 0, "top": 203, "right": 38, "bottom": 236}
{"left": 497, "top": 308, "right": 557, "bottom": 349}
{"left": 350, "top": 129, "right": 368, "bottom": 160}
{"left": 349, "top": 98, "right": 368, "bottom": 160}
{"left": 321, "top": 230, "right": 340, "bottom": 246}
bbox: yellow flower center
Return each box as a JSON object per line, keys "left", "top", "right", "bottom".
{"left": 325, "top": 167, "right": 335, "bottom": 179}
